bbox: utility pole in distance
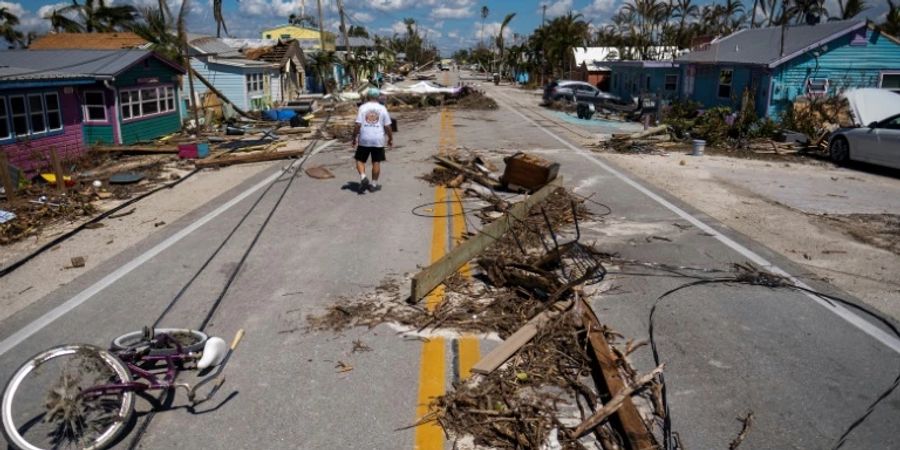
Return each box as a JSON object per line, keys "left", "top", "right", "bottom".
{"left": 337, "top": 0, "right": 352, "bottom": 84}
{"left": 316, "top": 0, "right": 326, "bottom": 51}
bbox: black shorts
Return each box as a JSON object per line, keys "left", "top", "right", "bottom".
{"left": 355, "top": 146, "right": 386, "bottom": 163}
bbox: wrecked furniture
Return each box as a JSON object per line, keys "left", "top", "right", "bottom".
{"left": 500, "top": 153, "right": 560, "bottom": 192}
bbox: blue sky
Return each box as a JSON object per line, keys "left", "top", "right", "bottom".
{"left": 3, "top": 0, "right": 892, "bottom": 54}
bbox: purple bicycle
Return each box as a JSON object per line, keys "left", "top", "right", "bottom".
{"left": 1, "top": 327, "right": 244, "bottom": 450}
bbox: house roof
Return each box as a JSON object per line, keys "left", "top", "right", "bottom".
{"left": 574, "top": 46, "right": 682, "bottom": 65}
{"left": 0, "top": 49, "right": 185, "bottom": 79}
{"left": 676, "top": 19, "right": 867, "bottom": 67}
{"left": 188, "top": 34, "right": 244, "bottom": 58}
{"left": 0, "top": 66, "right": 95, "bottom": 81}
{"left": 188, "top": 35, "right": 279, "bottom": 68}
{"left": 606, "top": 60, "right": 680, "bottom": 69}
{"left": 29, "top": 32, "right": 149, "bottom": 50}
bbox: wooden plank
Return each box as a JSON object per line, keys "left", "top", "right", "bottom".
{"left": 0, "top": 151, "right": 16, "bottom": 202}
{"left": 194, "top": 149, "right": 305, "bottom": 169}
{"left": 571, "top": 364, "right": 665, "bottom": 438}
{"left": 409, "top": 176, "right": 563, "bottom": 303}
{"left": 471, "top": 300, "right": 571, "bottom": 375}
{"left": 49, "top": 147, "right": 66, "bottom": 194}
{"left": 579, "top": 297, "right": 656, "bottom": 450}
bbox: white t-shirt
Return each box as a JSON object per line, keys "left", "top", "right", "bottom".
{"left": 355, "top": 101, "right": 392, "bottom": 148}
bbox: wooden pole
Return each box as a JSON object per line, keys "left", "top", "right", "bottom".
{"left": 337, "top": 0, "right": 352, "bottom": 84}
{"left": 49, "top": 147, "right": 66, "bottom": 194}
{"left": 0, "top": 151, "right": 16, "bottom": 202}
{"left": 316, "top": 0, "right": 326, "bottom": 51}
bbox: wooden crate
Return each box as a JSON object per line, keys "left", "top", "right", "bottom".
{"left": 500, "top": 153, "right": 560, "bottom": 191}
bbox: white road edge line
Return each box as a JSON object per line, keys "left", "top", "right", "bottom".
{"left": 493, "top": 91, "right": 900, "bottom": 355}
{"left": 0, "top": 141, "right": 334, "bottom": 357}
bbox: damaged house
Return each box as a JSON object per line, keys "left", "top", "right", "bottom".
{"left": 1, "top": 50, "right": 185, "bottom": 171}
{"left": 224, "top": 38, "right": 307, "bottom": 102}
{"left": 185, "top": 35, "right": 281, "bottom": 112}
{"left": 675, "top": 19, "right": 900, "bottom": 119}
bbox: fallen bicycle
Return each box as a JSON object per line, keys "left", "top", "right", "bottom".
{"left": 1, "top": 326, "right": 244, "bottom": 450}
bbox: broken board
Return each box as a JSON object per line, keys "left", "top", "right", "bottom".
{"left": 410, "top": 176, "right": 563, "bottom": 303}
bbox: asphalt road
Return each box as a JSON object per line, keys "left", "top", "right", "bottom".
{"left": 1, "top": 71, "right": 898, "bottom": 450}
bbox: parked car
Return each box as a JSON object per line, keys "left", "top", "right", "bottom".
{"left": 829, "top": 113, "right": 900, "bottom": 169}
{"left": 543, "top": 80, "right": 642, "bottom": 115}
{"left": 828, "top": 88, "right": 900, "bottom": 170}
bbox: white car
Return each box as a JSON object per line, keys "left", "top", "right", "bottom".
{"left": 829, "top": 89, "right": 900, "bottom": 170}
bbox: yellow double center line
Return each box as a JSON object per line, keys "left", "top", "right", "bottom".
{"left": 414, "top": 107, "right": 480, "bottom": 449}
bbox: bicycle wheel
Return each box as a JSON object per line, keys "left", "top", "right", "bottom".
{"left": 2, "top": 344, "right": 134, "bottom": 450}
{"left": 110, "top": 328, "right": 207, "bottom": 356}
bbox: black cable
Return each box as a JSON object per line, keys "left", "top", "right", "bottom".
{"left": 0, "top": 168, "right": 201, "bottom": 279}
{"left": 644, "top": 269, "right": 900, "bottom": 450}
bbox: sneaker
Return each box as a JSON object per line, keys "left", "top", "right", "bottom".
{"left": 369, "top": 184, "right": 381, "bottom": 192}
{"left": 359, "top": 177, "right": 370, "bottom": 193}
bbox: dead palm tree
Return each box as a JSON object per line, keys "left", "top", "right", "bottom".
{"left": 837, "top": 0, "right": 868, "bottom": 18}
{"left": 883, "top": 0, "right": 900, "bottom": 36}
{"left": 0, "top": 6, "right": 23, "bottom": 47}
{"left": 45, "top": 0, "right": 137, "bottom": 33}
{"left": 496, "top": 13, "right": 516, "bottom": 76}
{"left": 480, "top": 5, "right": 489, "bottom": 47}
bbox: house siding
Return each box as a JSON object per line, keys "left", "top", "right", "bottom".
{"left": 186, "top": 58, "right": 251, "bottom": 110}
{"left": 120, "top": 113, "right": 180, "bottom": 144}
{"left": 0, "top": 87, "right": 85, "bottom": 173}
{"left": 767, "top": 30, "right": 900, "bottom": 118}
{"left": 115, "top": 56, "right": 183, "bottom": 143}
{"left": 609, "top": 65, "right": 681, "bottom": 101}
{"left": 80, "top": 83, "right": 118, "bottom": 145}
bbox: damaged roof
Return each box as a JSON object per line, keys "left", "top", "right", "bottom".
{"left": 29, "top": 32, "right": 149, "bottom": 50}
{"left": 0, "top": 49, "right": 184, "bottom": 78}
{"left": 676, "top": 19, "right": 867, "bottom": 67}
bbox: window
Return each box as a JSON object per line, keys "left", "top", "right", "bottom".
{"left": 10, "top": 96, "right": 27, "bottom": 136}
{"left": 45, "top": 93, "right": 62, "bottom": 130}
{"left": 141, "top": 88, "right": 159, "bottom": 115}
{"left": 0, "top": 98, "right": 8, "bottom": 139}
{"left": 280, "top": 34, "right": 291, "bottom": 39}
{"left": 664, "top": 74, "right": 678, "bottom": 91}
{"left": 83, "top": 91, "right": 107, "bottom": 122}
{"left": 806, "top": 78, "right": 829, "bottom": 96}
{"left": 119, "top": 85, "right": 175, "bottom": 121}
{"left": 28, "top": 94, "right": 46, "bottom": 134}
{"left": 165, "top": 86, "right": 175, "bottom": 111}
{"left": 882, "top": 73, "right": 900, "bottom": 93}
{"left": 3, "top": 92, "right": 63, "bottom": 139}
{"left": 718, "top": 69, "right": 733, "bottom": 98}
{"left": 246, "top": 73, "right": 263, "bottom": 93}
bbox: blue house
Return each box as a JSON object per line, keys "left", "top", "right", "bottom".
{"left": 607, "top": 60, "right": 681, "bottom": 101}
{"left": 675, "top": 20, "right": 900, "bottom": 119}
{"left": 186, "top": 35, "right": 281, "bottom": 111}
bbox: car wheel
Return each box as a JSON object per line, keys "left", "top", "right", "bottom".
{"left": 829, "top": 136, "right": 850, "bottom": 164}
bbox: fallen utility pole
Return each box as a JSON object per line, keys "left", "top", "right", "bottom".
{"left": 195, "top": 149, "right": 305, "bottom": 169}
{"left": 578, "top": 297, "right": 656, "bottom": 449}
{"left": 409, "top": 176, "right": 563, "bottom": 303}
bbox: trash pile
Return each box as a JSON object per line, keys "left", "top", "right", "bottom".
{"left": 307, "top": 151, "right": 668, "bottom": 449}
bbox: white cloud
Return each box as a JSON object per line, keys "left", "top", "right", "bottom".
{"left": 431, "top": 6, "right": 472, "bottom": 19}
{"left": 350, "top": 11, "right": 374, "bottom": 22}
{"left": 582, "top": 0, "right": 617, "bottom": 16}
{"left": 238, "top": 0, "right": 305, "bottom": 18}
{"left": 367, "top": 0, "right": 416, "bottom": 11}
{"left": 543, "top": 0, "right": 574, "bottom": 18}
{"left": 474, "top": 21, "right": 513, "bottom": 42}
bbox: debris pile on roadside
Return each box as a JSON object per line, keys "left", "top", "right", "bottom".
{"left": 307, "top": 151, "right": 667, "bottom": 449}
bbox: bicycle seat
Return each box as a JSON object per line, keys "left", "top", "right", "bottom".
{"left": 197, "top": 337, "right": 227, "bottom": 370}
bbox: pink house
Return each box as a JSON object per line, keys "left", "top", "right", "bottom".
{"left": 0, "top": 50, "right": 185, "bottom": 174}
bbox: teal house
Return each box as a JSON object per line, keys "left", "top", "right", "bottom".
{"left": 607, "top": 60, "right": 681, "bottom": 102}
{"left": 674, "top": 20, "right": 900, "bottom": 119}
{"left": 1, "top": 49, "right": 185, "bottom": 145}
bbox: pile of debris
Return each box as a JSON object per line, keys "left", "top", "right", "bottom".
{"left": 308, "top": 152, "right": 666, "bottom": 449}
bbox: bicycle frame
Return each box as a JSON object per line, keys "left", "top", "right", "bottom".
{"left": 80, "top": 335, "right": 198, "bottom": 400}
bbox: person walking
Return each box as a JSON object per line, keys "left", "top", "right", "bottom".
{"left": 351, "top": 88, "right": 393, "bottom": 193}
